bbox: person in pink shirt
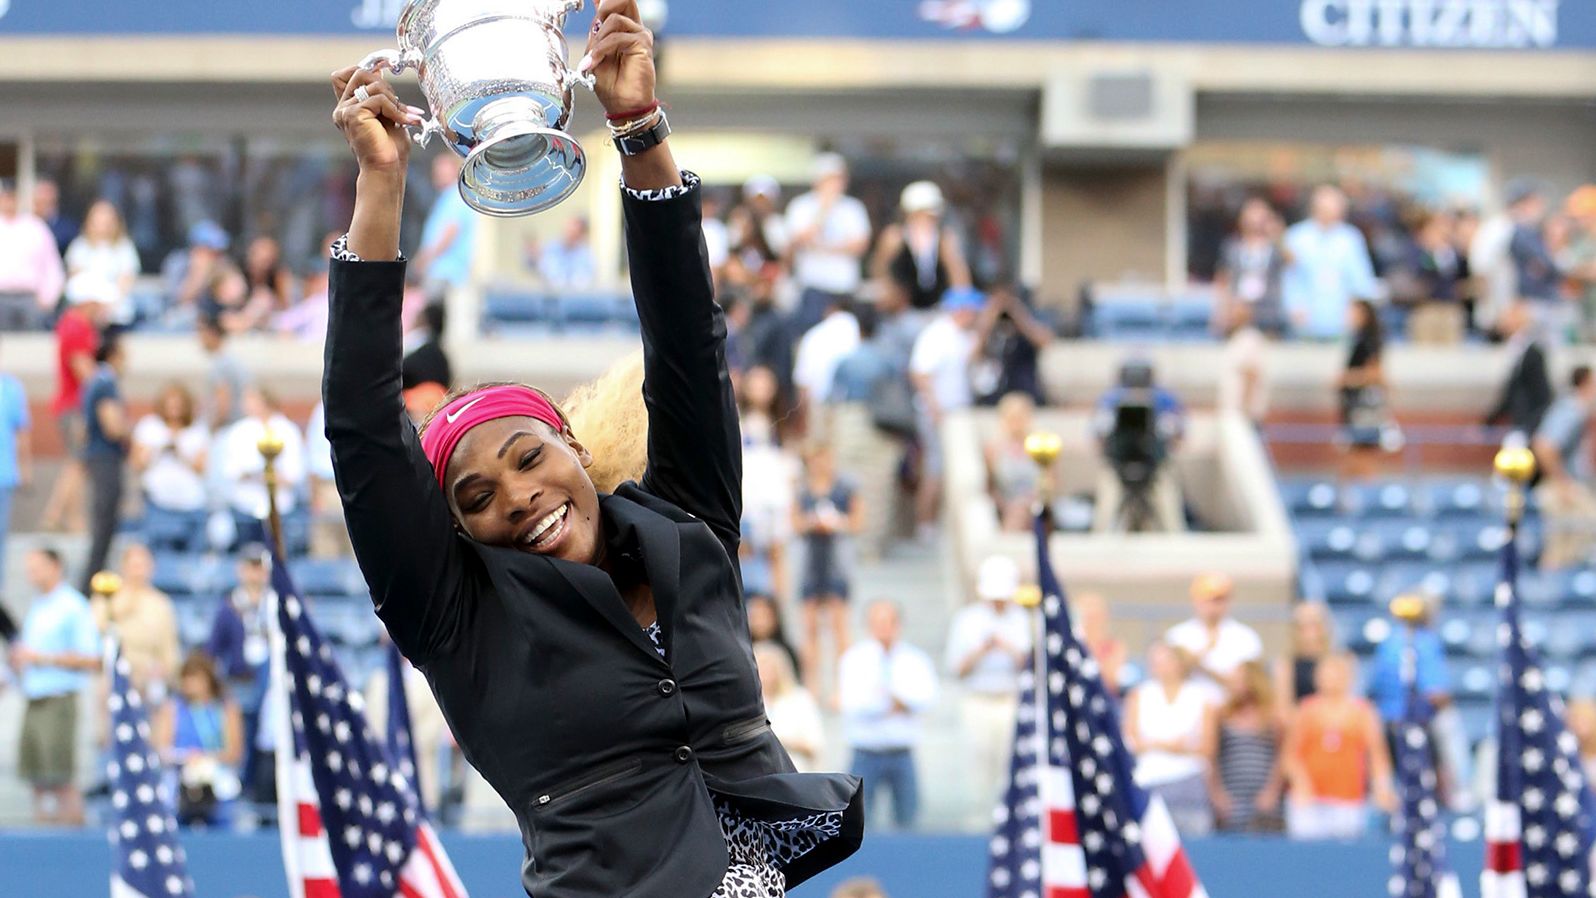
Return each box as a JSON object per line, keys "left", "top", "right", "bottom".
{"left": 0, "top": 180, "right": 66, "bottom": 328}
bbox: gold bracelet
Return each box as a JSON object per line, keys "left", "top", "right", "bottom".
{"left": 607, "top": 108, "right": 664, "bottom": 140}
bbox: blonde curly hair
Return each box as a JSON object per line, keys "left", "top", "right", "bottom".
{"left": 417, "top": 352, "right": 648, "bottom": 495}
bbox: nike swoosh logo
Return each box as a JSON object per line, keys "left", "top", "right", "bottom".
{"left": 445, "top": 396, "right": 487, "bottom": 425}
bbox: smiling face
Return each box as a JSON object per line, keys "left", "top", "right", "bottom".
{"left": 443, "top": 416, "right": 603, "bottom": 562}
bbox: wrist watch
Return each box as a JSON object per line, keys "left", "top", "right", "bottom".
{"left": 614, "top": 111, "right": 672, "bottom": 157}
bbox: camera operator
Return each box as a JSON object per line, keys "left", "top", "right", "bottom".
{"left": 1092, "top": 359, "right": 1187, "bottom": 533}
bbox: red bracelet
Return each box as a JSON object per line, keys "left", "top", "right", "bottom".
{"left": 605, "top": 100, "right": 662, "bottom": 122}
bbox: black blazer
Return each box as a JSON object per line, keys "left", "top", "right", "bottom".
{"left": 323, "top": 183, "right": 862, "bottom": 898}
{"left": 1485, "top": 339, "right": 1552, "bottom": 434}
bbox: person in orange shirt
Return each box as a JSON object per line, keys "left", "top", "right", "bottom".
{"left": 1281, "top": 651, "right": 1396, "bottom": 839}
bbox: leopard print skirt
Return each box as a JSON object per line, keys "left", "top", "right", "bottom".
{"left": 710, "top": 797, "right": 845, "bottom": 898}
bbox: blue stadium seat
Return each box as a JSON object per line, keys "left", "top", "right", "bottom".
{"left": 1425, "top": 478, "right": 1494, "bottom": 519}
{"left": 1297, "top": 520, "right": 1359, "bottom": 564}
{"left": 1345, "top": 481, "right": 1416, "bottom": 520}
{"left": 142, "top": 508, "right": 208, "bottom": 553}
{"left": 1317, "top": 562, "right": 1379, "bottom": 607}
{"left": 1456, "top": 700, "right": 1495, "bottom": 744}
{"left": 176, "top": 599, "right": 215, "bottom": 648}
{"left": 1456, "top": 663, "right": 1495, "bottom": 702}
{"left": 1281, "top": 479, "right": 1340, "bottom": 519}
{"left": 1368, "top": 520, "right": 1433, "bottom": 562}
{"left": 288, "top": 558, "right": 366, "bottom": 599}
{"left": 152, "top": 553, "right": 228, "bottom": 597}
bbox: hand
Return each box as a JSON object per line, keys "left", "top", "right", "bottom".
{"left": 330, "top": 64, "right": 422, "bottom": 175}
{"left": 9, "top": 647, "right": 37, "bottom": 669}
{"left": 582, "top": 0, "right": 657, "bottom": 118}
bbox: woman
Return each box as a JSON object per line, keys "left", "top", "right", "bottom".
{"left": 794, "top": 444, "right": 859, "bottom": 695}
{"left": 870, "top": 181, "right": 972, "bottom": 312}
{"left": 984, "top": 391, "right": 1044, "bottom": 532}
{"left": 228, "top": 235, "right": 297, "bottom": 332}
{"left": 1214, "top": 197, "right": 1286, "bottom": 336}
{"left": 1123, "top": 642, "right": 1216, "bottom": 836}
{"left": 1274, "top": 601, "right": 1333, "bottom": 719}
{"left": 65, "top": 200, "right": 141, "bottom": 325}
{"left": 747, "top": 592, "right": 801, "bottom": 678}
{"left": 1282, "top": 652, "right": 1396, "bottom": 840}
{"left": 754, "top": 642, "right": 826, "bottom": 772}
{"left": 131, "top": 382, "right": 210, "bottom": 514}
{"left": 1338, "top": 299, "right": 1392, "bottom": 481}
{"left": 95, "top": 542, "right": 181, "bottom": 699}
{"left": 214, "top": 385, "right": 306, "bottom": 519}
{"left": 323, "top": 9, "right": 862, "bottom": 896}
{"left": 1210, "top": 661, "right": 1283, "bottom": 832}
{"left": 153, "top": 651, "right": 243, "bottom": 828}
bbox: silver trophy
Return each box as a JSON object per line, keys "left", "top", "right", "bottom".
{"left": 360, "top": 0, "right": 596, "bottom": 217}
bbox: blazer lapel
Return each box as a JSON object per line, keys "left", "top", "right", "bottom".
{"left": 599, "top": 495, "right": 684, "bottom": 659}
{"left": 546, "top": 557, "right": 669, "bottom": 668}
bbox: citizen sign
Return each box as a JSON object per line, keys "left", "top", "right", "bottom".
{"left": 1301, "top": 0, "right": 1560, "bottom": 48}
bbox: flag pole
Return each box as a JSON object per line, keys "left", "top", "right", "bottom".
{"left": 1020, "top": 433, "right": 1061, "bottom": 837}
{"left": 1495, "top": 443, "right": 1535, "bottom": 533}
{"left": 258, "top": 430, "right": 287, "bottom": 560}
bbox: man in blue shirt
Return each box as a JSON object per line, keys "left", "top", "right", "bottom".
{"left": 80, "top": 334, "right": 129, "bottom": 595}
{"left": 0, "top": 353, "right": 32, "bottom": 585}
{"left": 1366, "top": 598, "right": 1450, "bottom": 725}
{"left": 415, "top": 154, "right": 479, "bottom": 294}
{"left": 1282, "top": 185, "right": 1380, "bottom": 340}
{"left": 13, "top": 547, "right": 100, "bottom": 824}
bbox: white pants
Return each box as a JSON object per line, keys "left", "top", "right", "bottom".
{"left": 961, "top": 691, "right": 1018, "bottom": 826}
{"left": 1287, "top": 800, "right": 1368, "bottom": 840}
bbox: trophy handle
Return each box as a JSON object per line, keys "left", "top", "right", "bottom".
{"left": 357, "top": 48, "right": 443, "bottom": 147}
{"left": 358, "top": 47, "right": 422, "bottom": 76}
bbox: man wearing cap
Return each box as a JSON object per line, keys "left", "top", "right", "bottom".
{"left": 786, "top": 153, "right": 872, "bottom": 337}
{"left": 870, "top": 180, "right": 972, "bottom": 314}
{"left": 909, "top": 287, "right": 984, "bottom": 542}
{"left": 944, "top": 555, "right": 1033, "bottom": 824}
{"left": 1165, "top": 572, "right": 1263, "bottom": 698}
{"left": 162, "top": 220, "right": 245, "bottom": 326}
{"left": 205, "top": 545, "right": 278, "bottom": 801}
{"left": 0, "top": 179, "right": 66, "bottom": 328}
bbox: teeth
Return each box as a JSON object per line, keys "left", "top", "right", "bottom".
{"left": 527, "top": 504, "right": 568, "bottom": 545}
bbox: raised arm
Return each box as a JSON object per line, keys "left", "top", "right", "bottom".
{"left": 323, "top": 63, "right": 475, "bottom": 665}
{"left": 590, "top": 0, "right": 742, "bottom": 550}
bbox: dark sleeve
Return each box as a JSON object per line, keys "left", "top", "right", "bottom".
{"left": 323, "top": 259, "right": 475, "bottom": 665}
{"left": 625, "top": 181, "right": 743, "bottom": 554}
{"left": 1523, "top": 345, "right": 1553, "bottom": 427}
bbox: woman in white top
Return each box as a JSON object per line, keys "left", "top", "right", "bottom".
{"left": 213, "top": 385, "right": 306, "bottom": 518}
{"left": 754, "top": 641, "right": 826, "bottom": 773}
{"left": 131, "top": 382, "right": 210, "bottom": 513}
{"left": 1123, "top": 641, "right": 1218, "bottom": 836}
{"left": 65, "top": 200, "right": 141, "bottom": 324}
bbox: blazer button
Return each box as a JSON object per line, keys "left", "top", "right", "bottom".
{"left": 674, "top": 745, "right": 694, "bottom": 763}
{"left": 657, "top": 678, "right": 677, "bottom": 697}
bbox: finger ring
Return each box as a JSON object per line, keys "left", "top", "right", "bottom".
{"left": 354, "top": 85, "right": 372, "bottom": 104}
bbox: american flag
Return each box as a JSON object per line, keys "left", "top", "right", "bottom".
{"left": 383, "top": 641, "right": 426, "bottom": 818}
{"left": 106, "top": 646, "right": 194, "bottom": 898}
{"left": 987, "top": 515, "right": 1207, "bottom": 898}
{"left": 1388, "top": 631, "right": 1461, "bottom": 898}
{"left": 268, "top": 557, "right": 468, "bottom": 898}
{"left": 1482, "top": 533, "right": 1596, "bottom": 898}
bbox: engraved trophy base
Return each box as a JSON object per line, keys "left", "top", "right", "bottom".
{"left": 460, "top": 96, "right": 587, "bottom": 218}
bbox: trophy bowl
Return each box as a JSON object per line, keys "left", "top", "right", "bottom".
{"left": 361, "top": 0, "right": 595, "bottom": 217}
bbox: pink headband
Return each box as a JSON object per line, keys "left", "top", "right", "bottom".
{"left": 420, "top": 385, "right": 566, "bottom": 492}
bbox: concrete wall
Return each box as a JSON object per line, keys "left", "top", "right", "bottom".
{"left": 1040, "top": 161, "right": 1171, "bottom": 305}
